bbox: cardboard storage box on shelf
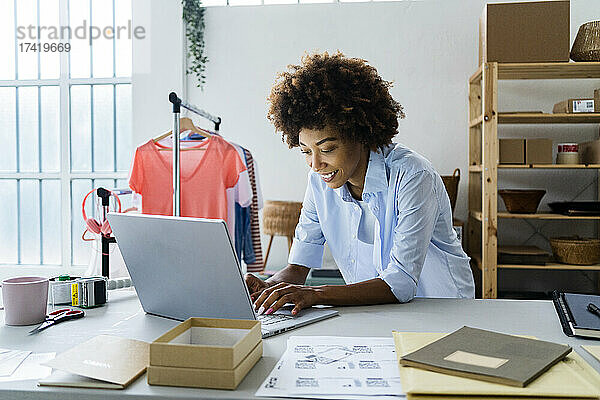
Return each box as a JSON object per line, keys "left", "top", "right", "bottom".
{"left": 499, "top": 139, "right": 525, "bottom": 164}
{"left": 552, "top": 98, "right": 595, "bottom": 113}
{"left": 580, "top": 139, "right": 600, "bottom": 164}
{"left": 595, "top": 89, "right": 600, "bottom": 112}
{"left": 525, "top": 138, "right": 553, "bottom": 164}
{"left": 147, "top": 318, "right": 262, "bottom": 390}
{"left": 479, "top": 1, "right": 569, "bottom": 64}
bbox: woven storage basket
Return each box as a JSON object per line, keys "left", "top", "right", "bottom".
{"left": 498, "top": 189, "right": 545, "bottom": 214}
{"left": 550, "top": 237, "right": 600, "bottom": 265}
{"left": 441, "top": 168, "right": 460, "bottom": 213}
{"left": 571, "top": 21, "right": 600, "bottom": 61}
{"left": 262, "top": 200, "right": 303, "bottom": 237}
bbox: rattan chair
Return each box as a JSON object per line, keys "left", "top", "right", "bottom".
{"left": 262, "top": 200, "right": 303, "bottom": 268}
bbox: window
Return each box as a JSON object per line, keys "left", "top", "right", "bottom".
{"left": 0, "top": 0, "right": 132, "bottom": 271}
{"left": 203, "top": 0, "right": 384, "bottom": 7}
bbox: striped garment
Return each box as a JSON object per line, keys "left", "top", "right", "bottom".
{"left": 244, "top": 149, "right": 264, "bottom": 272}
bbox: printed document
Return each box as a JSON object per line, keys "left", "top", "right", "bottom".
{"left": 0, "top": 349, "right": 31, "bottom": 377}
{"left": 256, "top": 336, "right": 405, "bottom": 398}
{"left": 0, "top": 352, "right": 54, "bottom": 382}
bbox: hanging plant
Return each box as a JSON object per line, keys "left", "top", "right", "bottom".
{"left": 182, "top": 0, "right": 208, "bottom": 88}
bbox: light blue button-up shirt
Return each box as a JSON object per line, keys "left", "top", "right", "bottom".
{"left": 288, "top": 143, "right": 475, "bottom": 302}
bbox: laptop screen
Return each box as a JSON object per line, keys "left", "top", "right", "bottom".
{"left": 107, "top": 213, "right": 257, "bottom": 321}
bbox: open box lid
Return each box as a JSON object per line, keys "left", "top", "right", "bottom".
{"left": 150, "top": 318, "right": 261, "bottom": 370}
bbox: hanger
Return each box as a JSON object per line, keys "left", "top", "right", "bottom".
{"left": 153, "top": 117, "right": 213, "bottom": 142}
{"left": 153, "top": 117, "right": 212, "bottom": 151}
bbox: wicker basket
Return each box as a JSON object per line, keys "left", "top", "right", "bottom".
{"left": 550, "top": 237, "right": 600, "bottom": 265}
{"left": 262, "top": 200, "right": 303, "bottom": 237}
{"left": 441, "top": 168, "right": 460, "bottom": 214}
{"left": 571, "top": 21, "right": 600, "bottom": 61}
{"left": 498, "top": 189, "right": 546, "bottom": 214}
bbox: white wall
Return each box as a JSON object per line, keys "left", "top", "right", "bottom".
{"left": 133, "top": 0, "right": 600, "bottom": 289}
{"left": 132, "top": 0, "right": 184, "bottom": 146}
{"left": 189, "top": 0, "right": 484, "bottom": 269}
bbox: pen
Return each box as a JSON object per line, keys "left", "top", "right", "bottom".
{"left": 587, "top": 303, "right": 600, "bottom": 318}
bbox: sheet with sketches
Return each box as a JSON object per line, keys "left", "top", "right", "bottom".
{"left": 256, "top": 336, "right": 405, "bottom": 398}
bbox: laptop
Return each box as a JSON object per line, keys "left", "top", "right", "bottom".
{"left": 106, "top": 213, "right": 338, "bottom": 338}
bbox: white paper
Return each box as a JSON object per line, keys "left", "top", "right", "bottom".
{"left": 573, "top": 100, "right": 595, "bottom": 113}
{"left": 256, "top": 336, "right": 405, "bottom": 398}
{"left": 39, "top": 369, "right": 121, "bottom": 389}
{"left": 0, "top": 349, "right": 32, "bottom": 376}
{"left": 257, "top": 357, "right": 402, "bottom": 400}
{"left": 0, "top": 352, "right": 55, "bottom": 382}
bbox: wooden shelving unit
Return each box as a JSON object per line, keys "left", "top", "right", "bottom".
{"left": 470, "top": 164, "right": 600, "bottom": 172}
{"left": 469, "top": 62, "right": 600, "bottom": 81}
{"left": 470, "top": 113, "right": 600, "bottom": 125}
{"left": 470, "top": 211, "right": 600, "bottom": 221}
{"left": 467, "top": 61, "right": 600, "bottom": 299}
{"left": 471, "top": 255, "right": 600, "bottom": 272}
{"left": 498, "top": 113, "right": 600, "bottom": 124}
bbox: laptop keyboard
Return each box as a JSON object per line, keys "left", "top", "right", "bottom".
{"left": 258, "top": 313, "right": 294, "bottom": 326}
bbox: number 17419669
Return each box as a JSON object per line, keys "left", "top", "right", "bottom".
{"left": 19, "top": 42, "right": 71, "bottom": 52}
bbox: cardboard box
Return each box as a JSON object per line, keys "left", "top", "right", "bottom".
{"left": 580, "top": 139, "right": 600, "bottom": 164}
{"left": 499, "top": 139, "right": 525, "bottom": 164}
{"left": 553, "top": 98, "right": 595, "bottom": 113}
{"left": 147, "top": 341, "right": 263, "bottom": 390}
{"left": 479, "top": 1, "right": 570, "bottom": 64}
{"left": 525, "top": 139, "right": 553, "bottom": 164}
{"left": 150, "top": 318, "right": 261, "bottom": 370}
{"left": 594, "top": 89, "right": 600, "bottom": 112}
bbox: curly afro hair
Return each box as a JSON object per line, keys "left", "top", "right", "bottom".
{"left": 267, "top": 51, "right": 405, "bottom": 151}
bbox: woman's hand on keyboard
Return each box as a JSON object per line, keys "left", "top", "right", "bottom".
{"left": 253, "top": 283, "right": 323, "bottom": 316}
{"left": 244, "top": 273, "right": 272, "bottom": 300}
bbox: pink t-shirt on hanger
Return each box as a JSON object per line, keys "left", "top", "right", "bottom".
{"left": 129, "top": 135, "right": 247, "bottom": 227}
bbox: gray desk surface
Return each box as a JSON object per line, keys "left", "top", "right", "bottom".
{"left": 1, "top": 289, "right": 599, "bottom": 400}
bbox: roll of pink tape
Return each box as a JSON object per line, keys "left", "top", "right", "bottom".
{"left": 2, "top": 277, "right": 49, "bottom": 326}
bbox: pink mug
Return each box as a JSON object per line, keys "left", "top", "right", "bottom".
{"left": 1, "top": 277, "right": 49, "bottom": 326}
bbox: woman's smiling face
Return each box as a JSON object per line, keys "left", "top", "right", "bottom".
{"left": 299, "top": 127, "right": 367, "bottom": 191}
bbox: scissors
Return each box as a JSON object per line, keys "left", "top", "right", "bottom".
{"left": 28, "top": 308, "right": 85, "bottom": 334}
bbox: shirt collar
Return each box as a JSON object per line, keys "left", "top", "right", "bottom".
{"left": 333, "top": 149, "right": 388, "bottom": 202}
{"left": 363, "top": 149, "right": 388, "bottom": 196}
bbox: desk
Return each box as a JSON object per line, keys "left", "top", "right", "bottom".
{"left": 1, "top": 289, "right": 599, "bottom": 399}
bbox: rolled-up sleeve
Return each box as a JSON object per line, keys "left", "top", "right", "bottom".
{"left": 288, "top": 174, "right": 326, "bottom": 268}
{"left": 379, "top": 170, "right": 438, "bottom": 303}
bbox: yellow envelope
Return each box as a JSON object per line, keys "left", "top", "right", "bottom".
{"left": 393, "top": 331, "right": 600, "bottom": 400}
{"left": 582, "top": 345, "right": 600, "bottom": 364}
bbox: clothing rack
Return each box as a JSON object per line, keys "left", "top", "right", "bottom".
{"left": 168, "top": 92, "right": 222, "bottom": 216}
{"left": 96, "top": 187, "right": 117, "bottom": 277}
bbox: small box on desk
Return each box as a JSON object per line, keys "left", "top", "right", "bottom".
{"left": 499, "top": 139, "right": 525, "bottom": 164}
{"left": 479, "top": 1, "right": 569, "bottom": 64}
{"left": 147, "top": 342, "right": 263, "bottom": 390}
{"left": 525, "top": 139, "right": 553, "bottom": 164}
{"left": 148, "top": 318, "right": 262, "bottom": 389}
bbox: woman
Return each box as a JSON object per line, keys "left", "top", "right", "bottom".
{"left": 246, "top": 52, "right": 474, "bottom": 316}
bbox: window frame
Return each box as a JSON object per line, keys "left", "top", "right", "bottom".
{"left": 0, "top": 0, "right": 131, "bottom": 274}
{"left": 203, "top": 0, "right": 391, "bottom": 6}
